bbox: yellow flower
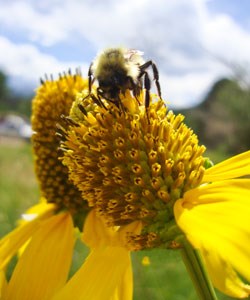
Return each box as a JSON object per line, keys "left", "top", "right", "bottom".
{"left": 0, "top": 72, "right": 85, "bottom": 299}
{"left": 61, "top": 89, "right": 250, "bottom": 299}
{"left": 1, "top": 72, "right": 87, "bottom": 274}
{"left": 174, "top": 151, "right": 250, "bottom": 298}
{"left": 1, "top": 72, "right": 138, "bottom": 300}
{"left": 61, "top": 90, "right": 206, "bottom": 249}
{"left": 32, "top": 71, "right": 88, "bottom": 215}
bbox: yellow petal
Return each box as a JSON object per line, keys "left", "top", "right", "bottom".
{"left": 5, "top": 212, "right": 75, "bottom": 300}
{"left": 53, "top": 246, "right": 132, "bottom": 300}
{"left": 0, "top": 203, "right": 55, "bottom": 269}
{"left": 0, "top": 270, "right": 7, "bottom": 299}
{"left": 55, "top": 209, "right": 133, "bottom": 300}
{"left": 199, "top": 247, "right": 250, "bottom": 298}
{"left": 18, "top": 201, "right": 55, "bottom": 224}
{"left": 113, "top": 256, "right": 133, "bottom": 300}
{"left": 174, "top": 179, "right": 250, "bottom": 298}
{"left": 203, "top": 150, "right": 250, "bottom": 182}
{"left": 82, "top": 210, "right": 115, "bottom": 248}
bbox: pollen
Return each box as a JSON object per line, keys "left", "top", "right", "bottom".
{"left": 31, "top": 71, "right": 89, "bottom": 216}
{"left": 61, "top": 90, "right": 206, "bottom": 249}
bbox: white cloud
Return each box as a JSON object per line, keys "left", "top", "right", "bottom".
{"left": 1, "top": 0, "right": 250, "bottom": 106}
{"left": 1, "top": 2, "right": 69, "bottom": 46}
{"left": 0, "top": 0, "right": 208, "bottom": 49}
{"left": 0, "top": 36, "right": 88, "bottom": 87}
{"left": 162, "top": 72, "right": 222, "bottom": 108}
{"left": 204, "top": 14, "right": 250, "bottom": 61}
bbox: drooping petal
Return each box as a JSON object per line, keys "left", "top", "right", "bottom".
{"left": 174, "top": 179, "right": 250, "bottom": 298}
{"left": 19, "top": 200, "right": 54, "bottom": 224}
{"left": 113, "top": 256, "right": 133, "bottom": 300}
{"left": 52, "top": 246, "right": 131, "bottom": 300}
{"left": 4, "top": 212, "right": 75, "bottom": 300}
{"left": 82, "top": 209, "right": 142, "bottom": 249}
{"left": 203, "top": 150, "right": 250, "bottom": 182}
{"left": 82, "top": 209, "right": 115, "bottom": 249}
{"left": 54, "top": 210, "right": 133, "bottom": 300}
{"left": 0, "top": 270, "right": 7, "bottom": 299}
{"left": 199, "top": 246, "right": 250, "bottom": 298}
{"left": 0, "top": 203, "right": 55, "bottom": 269}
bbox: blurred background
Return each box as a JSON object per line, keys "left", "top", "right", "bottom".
{"left": 0, "top": 0, "right": 250, "bottom": 299}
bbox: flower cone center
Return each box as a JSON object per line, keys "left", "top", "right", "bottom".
{"left": 61, "top": 90, "right": 206, "bottom": 248}
{"left": 32, "top": 73, "right": 89, "bottom": 221}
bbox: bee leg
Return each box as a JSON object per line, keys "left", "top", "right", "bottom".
{"left": 140, "top": 71, "right": 151, "bottom": 123}
{"left": 97, "top": 89, "right": 125, "bottom": 114}
{"left": 88, "top": 62, "right": 94, "bottom": 93}
{"left": 111, "top": 96, "right": 125, "bottom": 114}
{"left": 118, "top": 97, "right": 126, "bottom": 114}
{"left": 79, "top": 93, "right": 103, "bottom": 115}
{"left": 140, "top": 60, "right": 162, "bottom": 99}
{"left": 151, "top": 62, "right": 162, "bottom": 99}
{"left": 129, "top": 77, "right": 141, "bottom": 105}
{"left": 132, "top": 91, "right": 141, "bottom": 105}
{"left": 94, "top": 95, "right": 106, "bottom": 109}
{"left": 143, "top": 72, "right": 151, "bottom": 109}
{"left": 94, "top": 89, "right": 108, "bottom": 109}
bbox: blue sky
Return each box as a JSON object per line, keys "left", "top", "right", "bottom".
{"left": 1, "top": 0, "right": 250, "bottom": 108}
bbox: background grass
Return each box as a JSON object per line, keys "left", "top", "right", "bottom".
{"left": 0, "top": 138, "right": 235, "bottom": 300}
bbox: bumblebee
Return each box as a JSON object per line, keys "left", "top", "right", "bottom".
{"left": 87, "top": 47, "right": 162, "bottom": 110}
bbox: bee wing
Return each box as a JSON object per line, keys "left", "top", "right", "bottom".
{"left": 124, "top": 49, "right": 145, "bottom": 67}
{"left": 124, "top": 49, "right": 144, "bottom": 59}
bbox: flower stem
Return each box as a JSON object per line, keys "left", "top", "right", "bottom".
{"left": 180, "top": 239, "right": 218, "bottom": 300}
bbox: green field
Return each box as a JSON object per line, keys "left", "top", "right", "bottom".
{"left": 0, "top": 138, "right": 234, "bottom": 300}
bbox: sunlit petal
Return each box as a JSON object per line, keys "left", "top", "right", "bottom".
{"left": 199, "top": 247, "right": 250, "bottom": 298}
{"left": 174, "top": 179, "right": 250, "bottom": 297}
{"left": 4, "top": 212, "right": 75, "bottom": 300}
{"left": 82, "top": 210, "right": 115, "bottom": 248}
{"left": 113, "top": 256, "right": 133, "bottom": 300}
{"left": 0, "top": 203, "right": 55, "bottom": 269}
{"left": 54, "top": 209, "right": 134, "bottom": 300}
{"left": 0, "top": 270, "right": 7, "bottom": 299}
{"left": 203, "top": 150, "right": 250, "bottom": 182}
{"left": 53, "top": 246, "right": 131, "bottom": 300}
{"left": 19, "top": 200, "right": 53, "bottom": 223}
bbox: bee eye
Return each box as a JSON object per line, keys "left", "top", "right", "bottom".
{"left": 99, "top": 80, "right": 111, "bottom": 88}
{"left": 112, "top": 76, "right": 120, "bottom": 85}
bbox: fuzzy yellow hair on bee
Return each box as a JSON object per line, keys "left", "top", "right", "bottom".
{"left": 87, "top": 47, "right": 162, "bottom": 110}
{"left": 92, "top": 48, "right": 144, "bottom": 83}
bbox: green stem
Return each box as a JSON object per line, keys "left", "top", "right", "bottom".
{"left": 180, "top": 239, "right": 218, "bottom": 300}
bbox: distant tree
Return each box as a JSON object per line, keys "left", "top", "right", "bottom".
{"left": 179, "top": 78, "right": 250, "bottom": 155}
{"left": 0, "top": 70, "right": 9, "bottom": 107}
{"left": 16, "top": 95, "right": 32, "bottom": 117}
{"left": 0, "top": 70, "right": 33, "bottom": 117}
